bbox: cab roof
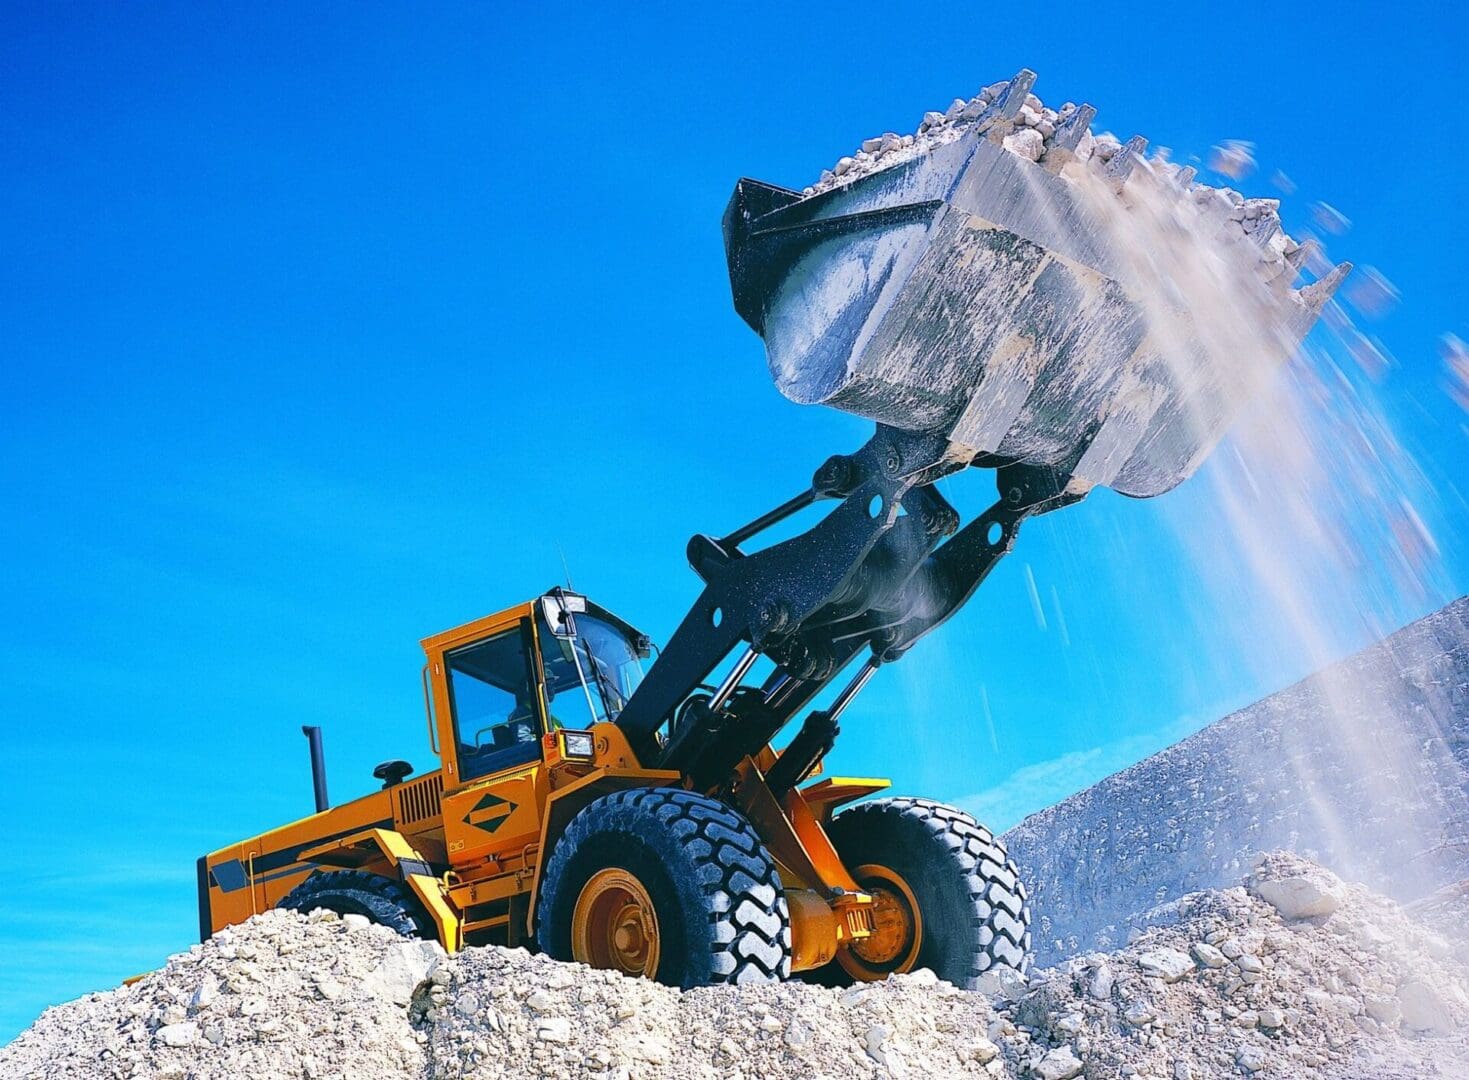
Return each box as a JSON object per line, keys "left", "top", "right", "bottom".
{"left": 419, "top": 589, "right": 648, "bottom": 655}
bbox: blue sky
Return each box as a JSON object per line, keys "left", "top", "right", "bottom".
{"left": 2, "top": 2, "right": 1465, "bottom": 1041}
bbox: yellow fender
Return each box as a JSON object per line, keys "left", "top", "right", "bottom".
{"left": 298, "top": 827, "right": 462, "bottom": 952}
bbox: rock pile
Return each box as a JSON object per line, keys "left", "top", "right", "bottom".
{"left": 804, "top": 71, "right": 1314, "bottom": 295}
{"left": 1004, "top": 595, "right": 1469, "bottom": 969}
{"left": 985, "top": 852, "right": 1469, "bottom": 1080}
{"left": 2, "top": 907, "right": 441, "bottom": 1080}
{"left": 3, "top": 854, "right": 1465, "bottom": 1079}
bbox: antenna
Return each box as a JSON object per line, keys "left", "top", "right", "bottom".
{"left": 556, "top": 541, "right": 576, "bottom": 591}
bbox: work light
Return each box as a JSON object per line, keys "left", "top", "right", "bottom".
{"left": 561, "top": 730, "right": 596, "bottom": 760}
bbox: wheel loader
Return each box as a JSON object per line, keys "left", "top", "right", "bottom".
{"left": 198, "top": 71, "right": 1345, "bottom": 988}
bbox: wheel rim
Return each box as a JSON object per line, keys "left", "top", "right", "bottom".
{"left": 839, "top": 863, "right": 923, "bottom": 981}
{"left": 570, "top": 868, "right": 661, "bottom": 978}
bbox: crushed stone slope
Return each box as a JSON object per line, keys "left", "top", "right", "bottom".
{"left": 3, "top": 853, "right": 1465, "bottom": 1079}
{"left": 1004, "top": 596, "right": 1469, "bottom": 968}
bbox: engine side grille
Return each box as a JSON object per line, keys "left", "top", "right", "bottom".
{"left": 396, "top": 773, "right": 444, "bottom": 826}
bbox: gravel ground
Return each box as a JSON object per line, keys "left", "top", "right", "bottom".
{"left": 3, "top": 853, "right": 1464, "bottom": 1079}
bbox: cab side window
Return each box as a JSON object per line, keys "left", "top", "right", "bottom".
{"left": 445, "top": 624, "right": 541, "bottom": 781}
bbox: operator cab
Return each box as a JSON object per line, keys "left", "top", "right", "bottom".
{"left": 423, "top": 590, "right": 650, "bottom": 785}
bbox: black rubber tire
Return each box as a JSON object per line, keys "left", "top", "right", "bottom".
{"left": 826, "top": 796, "right": 1030, "bottom": 987}
{"left": 536, "top": 788, "right": 792, "bottom": 988}
{"left": 277, "top": 869, "right": 433, "bottom": 938}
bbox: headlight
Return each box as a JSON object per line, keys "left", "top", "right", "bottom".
{"left": 561, "top": 730, "right": 596, "bottom": 760}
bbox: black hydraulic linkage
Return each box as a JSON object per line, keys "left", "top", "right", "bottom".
{"left": 764, "top": 658, "right": 877, "bottom": 797}
{"left": 612, "top": 424, "right": 1086, "bottom": 784}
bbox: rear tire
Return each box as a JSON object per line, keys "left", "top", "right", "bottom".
{"left": 826, "top": 796, "right": 1030, "bottom": 987}
{"left": 277, "top": 869, "right": 433, "bottom": 938}
{"left": 536, "top": 788, "right": 792, "bottom": 987}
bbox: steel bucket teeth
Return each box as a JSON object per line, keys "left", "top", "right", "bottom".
{"left": 1286, "top": 238, "right": 1318, "bottom": 272}
{"left": 1041, "top": 104, "right": 1098, "bottom": 174}
{"left": 1104, "top": 136, "right": 1149, "bottom": 190}
{"left": 1251, "top": 217, "right": 1281, "bottom": 249}
{"left": 971, "top": 69, "right": 1037, "bottom": 141}
{"left": 1298, "top": 261, "right": 1353, "bottom": 312}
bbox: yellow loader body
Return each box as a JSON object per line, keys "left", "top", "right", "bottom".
{"left": 200, "top": 596, "right": 889, "bottom": 974}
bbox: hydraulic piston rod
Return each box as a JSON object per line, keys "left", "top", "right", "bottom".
{"left": 766, "top": 659, "right": 878, "bottom": 797}
{"left": 708, "top": 646, "right": 759, "bottom": 713}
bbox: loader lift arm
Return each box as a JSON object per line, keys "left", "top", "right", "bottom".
{"left": 614, "top": 424, "right": 1086, "bottom": 786}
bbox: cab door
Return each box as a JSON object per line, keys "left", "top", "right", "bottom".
{"left": 434, "top": 619, "right": 548, "bottom": 865}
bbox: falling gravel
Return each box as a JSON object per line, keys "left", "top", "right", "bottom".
{"left": 1005, "top": 595, "right": 1469, "bottom": 969}
{"left": 4, "top": 853, "right": 1465, "bottom": 1079}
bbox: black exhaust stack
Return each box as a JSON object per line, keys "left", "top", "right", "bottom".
{"left": 302, "top": 725, "right": 330, "bottom": 813}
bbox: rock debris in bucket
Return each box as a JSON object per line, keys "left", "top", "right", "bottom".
{"left": 804, "top": 71, "right": 1313, "bottom": 297}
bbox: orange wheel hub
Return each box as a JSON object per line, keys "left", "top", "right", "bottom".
{"left": 838, "top": 863, "right": 922, "bottom": 981}
{"left": 570, "top": 868, "right": 661, "bottom": 978}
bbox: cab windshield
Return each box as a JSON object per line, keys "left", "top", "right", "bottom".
{"left": 537, "top": 610, "right": 645, "bottom": 727}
